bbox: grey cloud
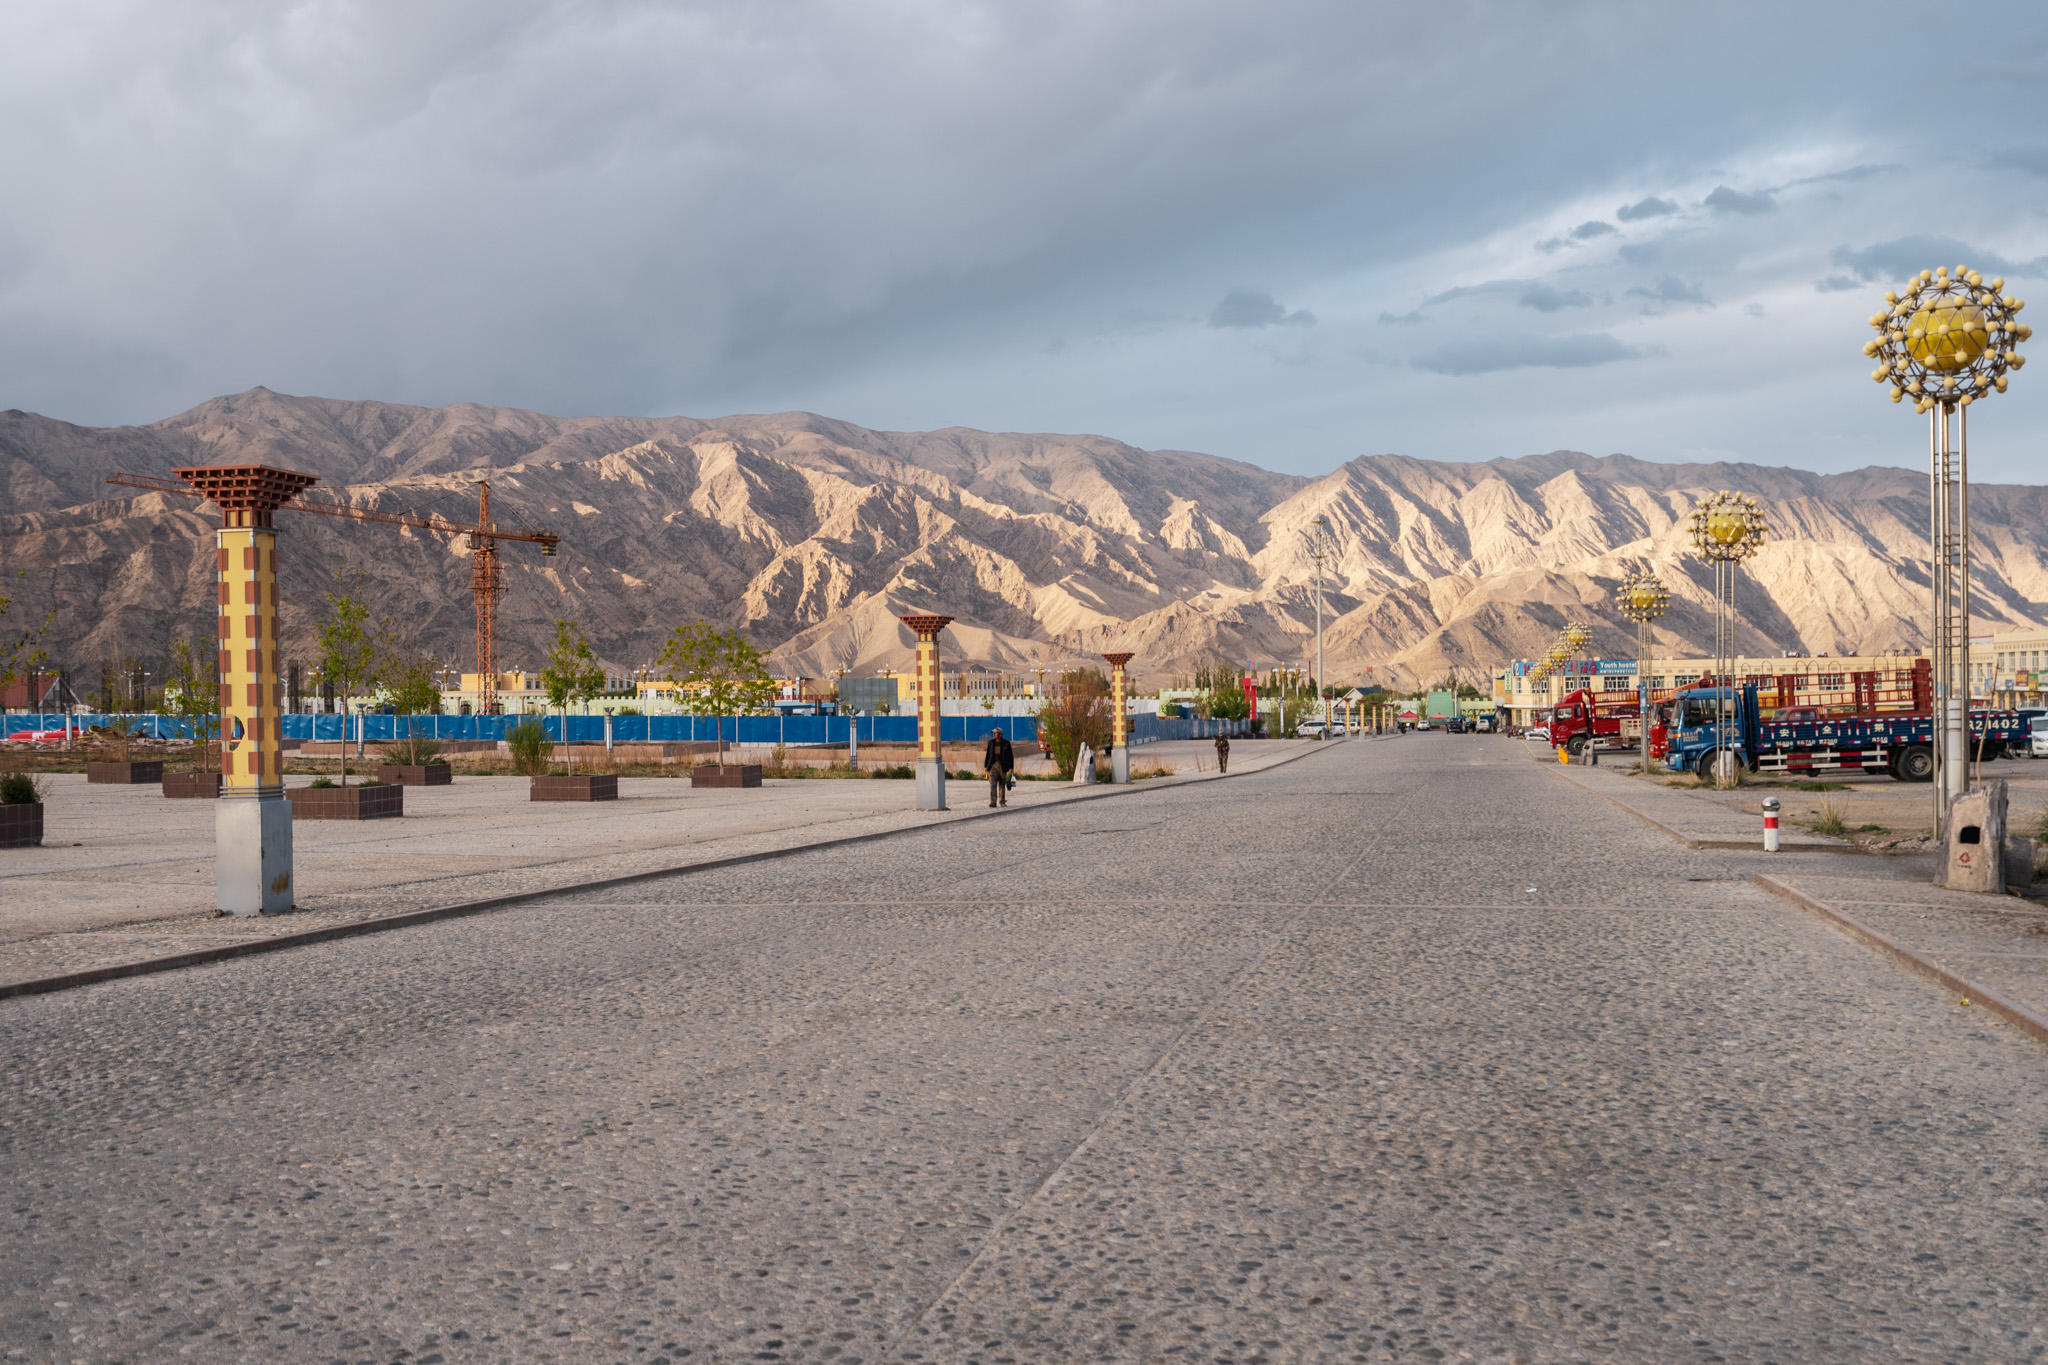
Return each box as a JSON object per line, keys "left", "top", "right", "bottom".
{"left": 1519, "top": 284, "right": 1593, "bottom": 312}
{"left": 1813, "top": 275, "right": 1863, "bottom": 293}
{"left": 1704, "top": 185, "right": 1775, "bottom": 214}
{"left": 1616, "top": 196, "right": 1678, "bottom": 222}
{"left": 1787, "top": 163, "right": 1903, "bottom": 187}
{"left": 1627, "top": 277, "right": 1710, "bottom": 306}
{"left": 1412, "top": 332, "right": 1647, "bottom": 376}
{"left": 1987, "top": 146, "right": 2048, "bottom": 178}
{"left": 1210, "top": 289, "right": 1315, "bottom": 328}
{"left": 1569, "top": 220, "right": 1618, "bottom": 240}
{"left": 1378, "top": 310, "right": 1424, "bottom": 325}
{"left": 1424, "top": 279, "right": 1526, "bottom": 306}
{"left": 1831, "top": 236, "right": 2048, "bottom": 284}
{"left": 1618, "top": 242, "right": 1661, "bottom": 265}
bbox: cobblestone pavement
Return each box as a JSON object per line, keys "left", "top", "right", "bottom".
{"left": 0, "top": 743, "right": 1309, "bottom": 986}
{"left": 4, "top": 736, "right": 2046, "bottom": 1362}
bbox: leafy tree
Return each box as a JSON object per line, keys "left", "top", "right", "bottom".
{"left": 379, "top": 634, "right": 445, "bottom": 767}
{"left": 1207, "top": 686, "right": 1250, "bottom": 723}
{"left": 1037, "top": 668, "right": 1109, "bottom": 779}
{"left": 657, "top": 621, "right": 775, "bottom": 765}
{"left": 540, "top": 619, "right": 607, "bottom": 774}
{"left": 317, "top": 580, "right": 379, "bottom": 786}
{"left": 165, "top": 633, "right": 220, "bottom": 773}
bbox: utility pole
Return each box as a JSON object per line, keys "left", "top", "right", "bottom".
{"left": 1313, "top": 516, "right": 1331, "bottom": 739}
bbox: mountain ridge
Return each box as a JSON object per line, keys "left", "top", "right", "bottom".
{"left": 2, "top": 388, "right": 2044, "bottom": 689}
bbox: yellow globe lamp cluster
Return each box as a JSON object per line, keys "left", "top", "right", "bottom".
{"left": 1688, "top": 491, "right": 1767, "bottom": 563}
{"left": 1616, "top": 570, "right": 1670, "bottom": 624}
{"left": 1864, "top": 264, "right": 2027, "bottom": 413}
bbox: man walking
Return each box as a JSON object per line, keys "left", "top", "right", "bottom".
{"left": 984, "top": 726, "right": 1015, "bottom": 807}
{"left": 1214, "top": 732, "right": 1230, "bottom": 774}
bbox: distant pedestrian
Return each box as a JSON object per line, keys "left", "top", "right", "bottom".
{"left": 1214, "top": 733, "right": 1230, "bottom": 774}
{"left": 984, "top": 726, "right": 1014, "bottom": 807}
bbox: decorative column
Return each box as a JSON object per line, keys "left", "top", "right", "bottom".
{"left": 176, "top": 464, "right": 319, "bottom": 915}
{"left": 900, "top": 613, "right": 953, "bottom": 810}
{"left": 1103, "top": 652, "right": 1134, "bottom": 783}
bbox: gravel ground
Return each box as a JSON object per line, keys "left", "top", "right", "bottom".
{"left": 4, "top": 736, "right": 2046, "bottom": 1363}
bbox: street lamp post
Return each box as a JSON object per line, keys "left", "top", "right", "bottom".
{"left": 1616, "top": 571, "right": 1671, "bottom": 774}
{"left": 1687, "top": 493, "right": 1768, "bottom": 788}
{"left": 1864, "top": 263, "right": 2028, "bottom": 835}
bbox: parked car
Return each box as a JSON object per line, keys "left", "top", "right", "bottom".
{"left": 1296, "top": 719, "right": 1327, "bottom": 738}
{"left": 2031, "top": 715, "right": 2048, "bottom": 759}
{"left": 1525, "top": 724, "right": 1550, "bottom": 743}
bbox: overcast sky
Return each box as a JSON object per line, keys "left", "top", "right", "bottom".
{"left": 5, "top": 1, "right": 2048, "bottom": 480}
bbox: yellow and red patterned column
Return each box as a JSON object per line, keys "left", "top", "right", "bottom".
{"left": 217, "top": 526, "right": 285, "bottom": 793}
{"left": 1103, "top": 652, "right": 1134, "bottom": 783}
{"left": 899, "top": 613, "right": 953, "bottom": 809}
{"left": 177, "top": 464, "right": 318, "bottom": 915}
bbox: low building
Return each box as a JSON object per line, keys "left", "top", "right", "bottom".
{"left": 1985, "top": 627, "right": 2048, "bottom": 709}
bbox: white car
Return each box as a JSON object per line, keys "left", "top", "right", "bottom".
{"left": 1525, "top": 725, "right": 1550, "bottom": 743}
{"left": 2031, "top": 716, "right": 2048, "bottom": 758}
{"left": 1296, "top": 719, "right": 1327, "bottom": 738}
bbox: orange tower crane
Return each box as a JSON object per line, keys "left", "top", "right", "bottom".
{"left": 109, "top": 474, "right": 560, "bottom": 715}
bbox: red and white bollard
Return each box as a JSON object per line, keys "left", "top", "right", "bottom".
{"left": 1762, "top": 796, "right": 1780, "bottom": 853}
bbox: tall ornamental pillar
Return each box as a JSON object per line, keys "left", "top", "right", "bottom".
{"left": 1103, "top": 652, "right": 1134, "bottom": 783}
{"left": 900, "top": 614, "right": 954, "bottom": 810}
{"left": 176, "top": 464, "right": 319, "bottom": 915}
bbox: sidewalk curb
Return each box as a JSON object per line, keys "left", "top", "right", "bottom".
{"left": 1756, "top": 873, "right": 2048, "bottom": 1049}
{"left": 1535, "top": 745, "right": 1861, "bottom": 854}
{"left": 0, "top": 740, "right": 1330, "bottom": 1004}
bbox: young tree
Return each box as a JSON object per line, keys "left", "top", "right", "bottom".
{"left": 165, "top": 632, "right": 221, "bottom": 773}
{"left": 540, "top": 619, "right": 607, "bottom": 774}
{"left": 317, "top": 580, "right": 379, "bottom": 786}
{"left": 380, "top": 631, "right": 445, "bottom": 767}
{"left": 656, "top": 620, "right": 775, "bottom": 765}
{"left": 0, "top": 570, "right": 50, "bottom": 696}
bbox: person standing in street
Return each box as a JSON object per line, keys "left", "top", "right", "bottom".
{"left": 1214, "top": 733, "right": 1230, "bottom": 774}
{"left": 984, "top": 726, "right": 1014, "bottom": 807}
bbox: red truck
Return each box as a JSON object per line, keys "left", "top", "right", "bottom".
{"left": 1546, "top": 688, "right": 1642, "bottom": 757}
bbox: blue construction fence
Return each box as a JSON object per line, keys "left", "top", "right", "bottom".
{"left": 5, "top": 711, "right": 1248, "bottom": 746}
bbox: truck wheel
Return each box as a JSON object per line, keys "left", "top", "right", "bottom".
{"left": 1565, "top": 734, "right": 1587, "bottom": 757}
{"left": 1894, "top": 744, "right": 1934, "bottom": 782}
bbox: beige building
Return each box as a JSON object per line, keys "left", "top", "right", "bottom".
{"left": 1985, "top": 626, "right": 2048, "bottom": 708}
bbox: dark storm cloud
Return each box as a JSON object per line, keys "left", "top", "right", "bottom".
{"left": 1704, "top": 185, "right": 1775, "bottom": 214}
{"left": 1616, "top": 196, "right": 1678, "bottom": 221}
{"left": 2, "top": 0, "right": 2047, "bottom": 480}
{"left": 1412, "top": 332, "right": 1647, "bottom": 375}
{"left": 1519, "top": 284, "right": 1593, "bottom": 312}
{"left": 1209, "top": 290, "right": 1315, "bottom": 328}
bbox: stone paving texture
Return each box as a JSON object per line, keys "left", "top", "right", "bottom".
{"left": 0, "top": 740, "right": 1304, "bottom": 988}
{"left": 4, "top": 734, "right": 2047, "bottom": 1362}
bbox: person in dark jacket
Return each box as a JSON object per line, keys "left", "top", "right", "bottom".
{"left": 1214, "top": 733, "right": 1230, "bottom": 774}
{"left": 984, "top": 727, "right": 1015, "bottom": 806}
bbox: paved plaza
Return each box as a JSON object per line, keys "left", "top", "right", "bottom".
{"left": 5, "top": 735, "right": 2047, "bottom": 1362}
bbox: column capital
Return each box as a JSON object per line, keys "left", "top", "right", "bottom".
{"left": 174, "top": 464, "right": 320, "bottom": 529}
{"left": 1102, "top": 652, "right": 1135, "bottom": 670}
{"left": 899, "top": 613, "right": 954, "bottom": 640}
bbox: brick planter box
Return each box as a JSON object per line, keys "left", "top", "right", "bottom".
{"left": 86, "top": 760, "right": 164, "bottom": 784}
{"left": 286, "top": 783, "right": 404, "bottom": 820}
{"left": 530, "top": 774, "right": 619, "bottom": 802}
{"left": 691, "top": 764, "right": 763, "bottom": 789}
{"left": 163, "top": 772, "right": 222, "bottom": 799}
{"left": 377, "top": 763, "right": 452, "bottom": 786}
{"left": 0, "top": 803, "right": 42, "bottom": 848}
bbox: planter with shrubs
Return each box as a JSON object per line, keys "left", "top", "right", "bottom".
{"left": 0, "top": 771, "right": 45, "bottom": 848}
{"left": 377, "top": 736, "right": 452, "bottom": 787}
{"left": 691, "top": 763, "right": 763, "bottom": 788}
{"left": 286, "top": 778, "right": 404, "bottom": 821}
{"left": 530, "top": 773, "right": 618, "bottom": 801}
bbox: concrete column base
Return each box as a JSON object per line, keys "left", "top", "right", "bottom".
{"left": 1111, "top": 747, "right": 1129, "bottom": 783}
{"left": 1937, "top": 780, "right": 2007, "bottom": 892}
{"left": 915, "top": 756, "right": 947, "bottom": 811}
{"left": 217, "top": 795, "right": 294, "bottom": 916}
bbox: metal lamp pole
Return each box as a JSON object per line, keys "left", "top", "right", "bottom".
{"left": 1864, "top": 263, "right": 2026, "bottom": 838}
{"left": 1616, "top": 571, "right": 1670, "bottom": 773}
{"left": 1687, "top": 494, "right": 1767, "bottom": 788}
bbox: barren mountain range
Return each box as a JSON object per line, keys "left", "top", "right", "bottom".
{"left": 3, "top": 387, "right": 2046, "bottom": 692}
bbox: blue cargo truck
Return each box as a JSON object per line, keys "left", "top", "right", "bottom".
{"left": 1659, "top": 682, "right": 2027, "bottom": 782}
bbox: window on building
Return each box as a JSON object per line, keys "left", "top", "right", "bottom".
{"left": 1818, "top": 674, "right": 1845, "bottom": 690}
{"left": 1602, "top": 675, "right": 1632, "bottom": 691}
